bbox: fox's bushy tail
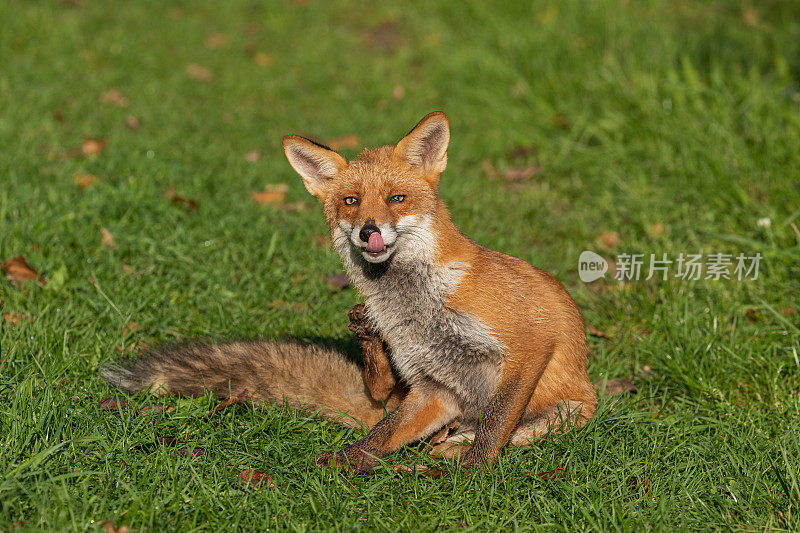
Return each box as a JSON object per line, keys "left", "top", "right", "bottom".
{"left": 101, "top": 341, "right": 389, "bottom": 429}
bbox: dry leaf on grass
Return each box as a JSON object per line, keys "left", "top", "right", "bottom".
{"left": 508, "top": 145, "right": 536, "bottom": 160}
{"left": 99, "top": 89, "right": 128, "bottom": 107}
{"left": 99, "top": 397, "right": 132, "bottom": 411}
{"left": 123, "top": 321, "right": 140, "bottom": 336}
{"left": 503, "top": 165, "right": 540, "bottom": 181}
{"left": 324, "top": 273, "right": 350, "bottom": 291}
{"left": 99, "top": 520, "right": 128, "bottom": 533}
{"left": 599, "top": 231, "right": 620, "bottom": 248}
{"left": 394, "top": 464, "right": 442, "bottom": 478}
{"left": 586, "top": 324, "right": 610, "bottom": 339}
{"left": 82, "top": 138, "right": 107, "bottom": 156}
{"left": 245, "top": 150, "right": 261, "bottom": 162}
{"left": 482, "top": 159, "right": 498, "bottom": 179}
{"left": 139, "top": 405, "right": 173, "bottom": 417}
{"left": 125, "top": 115, "right": 141, "bottom": 130}
{"left": 186, "top": 63, "right": 213, "bottom": 82}
{"left": 251, "top": 184, "right": 288, "bottom": 205}
{"left": 100, "top": 227, "right": 116, "bottom": 249}
{"left": 164, "top": 187, "right": 199, "bottom": 211}
{"left": 648, "top": 223, "right": 665, "bottom": 237}
{"left": 53, "top": 109, "right": 65, "bottom": 123}
{"left": 238, "top": 469, "right": 275, "bottom": 488}
{"left": 253, "top": 52, "right": 272, "bottom": 66}
{"left": 2, "top": 256, "right": 47, "bottom": 286}
{"left": 326, "top": 134, "right": 360, "bottom": 150}
{"left": 205, "top": 32, "right": 228, "bottom": 48}
{"left": 530, "top": 468, "right": 566, "bottom": 480}
{"left": 594, "top": 378, "right": 637, "bottom": 396}
{"left": 73, "top": 172, "right": 97, "bottom": 189}
{"left": 362, "top": 20, "right": 403, "bottom": 53}
{"left": 3, "top": 312, "right": 32, "bottom": 326}
{"left": 392, "top": 85, "right": 405, "bottom": 100}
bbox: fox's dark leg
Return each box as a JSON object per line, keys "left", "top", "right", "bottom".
{"left": 316, "top": 386, "right": 460, "bottom": 473}
{"left": 458, "top": 346, "right": 554, "bottom": 472}
{"left": 348, "top": 304, "right": 399, "bottom": 402}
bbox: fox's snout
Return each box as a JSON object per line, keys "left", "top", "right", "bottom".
{"left": 359, "top": 220, "right": 380, "bottom": 243}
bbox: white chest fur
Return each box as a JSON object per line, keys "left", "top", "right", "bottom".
{"left": 333, "top": 217, "right": 504, "bottom": 411}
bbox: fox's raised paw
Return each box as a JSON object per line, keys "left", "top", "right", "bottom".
{"left": 348, "top": 304, "right": 380, "bottom": 339}
{"left": 315, "top": 446, "right": 380, "bottom": 473}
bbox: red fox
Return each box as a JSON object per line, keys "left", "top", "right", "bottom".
{"left": 103, "top": 112, "right": 596, "bottom": 472}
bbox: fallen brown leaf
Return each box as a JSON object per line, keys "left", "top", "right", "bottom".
{"left": 186, "top": 63, "right": 213, "bottom": 82}
{"left": 535, "top": 468, "right": 566, "bottom": 480}
{"left": 99, "top": 89, "right": 128, "bottom": 107}
{"left": 586, "top": 324, "right": 610, "bottom": 339}
{"left": 742, "top": 8, "right": 758, "bottom": 27}
{"left": 2, "top": 256, "right": 47, "bottom": 286}
{"left": 251, "top": 184, "right": 288, "bottom": 205}
{"left": 324, "top": 273, "right": 350, "bottom": 291}
{"left": 599, "top": 231, "right": 620, "bottom": 248}
{"left": 125, "top": 115, "right": 141, "bottom": 130}
{"left": 175, "top": 448, "right": 203, "bottom": 457}
{"left": 82, "top": 138, "right": 107, "bottom": 156}
{"left": 205, "top": 32, "right": 228, "bottom": 48}
{"left": 284, "top": 202, "right": 309, "bottom": 212}
{"left": 392, "top": 85, "right": 405, "bottom": 100}
{"left": 503, "top": 165, "right": 540, "bottom": 181}
{"left": 779, "top": 307, "right": 796, "bottom": 316}
{"left": 508, "top": 145, "right": 536, "bottom": 160}
{"left": 210, "top": 390, "right": 250, "bottom": 414}
{"left": 3, "top": 312, "right": 32, "bottom": 326}
{"left": 238, "top": 469, "right": 275, "bottom": 488}
{"left": 139, "top": 405, "right": 173, "bottom": 416}
{"left": 100, "top": 227, "right": 116, "bottom": 249}
{"left": 594, "top": 378, "right": 637, "bottom": 396}
{"left": 482, "top": 159, "right": 498, "bottom": 179}
{"left": 253, "top": 52, "right": 272, "bottom": 66}
{"left": 53, "top": 109, "right": 65, "bottom": 123}
{"left": 362, "top": 20, "right": 403, "bottom": 53}
{"left": 100, "top": 520, "right": 129, "bottom": 533}
{"left": 164, "top": 187, "right": 199, "bottom": 211}
{"left": 73, "top": 171, "right": 97, "bottom": 189}
{"left": 245, "top": 150, "right": 261, "bottom": 162}
{"left": 326, "top": 134, "right": 360, "bottom": 150}
{"left": 99, "top": 397, "right": 132, "bottom": 411}
{"left": 394, "top": 464, "right": 441, "bottom": 478}
{"left": 123, "top": 321, "right": 140, "bottom": 336}
{"left": 648, "top": 223, "right": 665, "bottom": 237}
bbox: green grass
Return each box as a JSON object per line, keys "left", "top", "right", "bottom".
{"left": 2, "top": 0, "right": 800, "bottom": 530}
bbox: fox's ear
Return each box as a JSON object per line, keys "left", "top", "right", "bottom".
{"left": 392, "top": 111, "right": 450, "bottom": 177}
{"left": 282, "top": 135, "right": 348, "bottom": 201}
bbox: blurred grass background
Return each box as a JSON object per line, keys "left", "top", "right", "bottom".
{"left": 1, "top": 0, "right": 799, "bottom": 531}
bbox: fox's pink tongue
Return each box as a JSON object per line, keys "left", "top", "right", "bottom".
{"left": 367, "top": 232, "right": 385, "bottom": 253}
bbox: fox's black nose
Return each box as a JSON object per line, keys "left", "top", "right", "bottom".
{"left": 359, "top": 220, "right": 380, "bottom": 242}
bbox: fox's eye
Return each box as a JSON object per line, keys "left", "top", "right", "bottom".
{"left": 388, "top": 194, "right": 406, "bottom": 204}
{"left": 343, "top": 196, "right": 359, "bottom": 206}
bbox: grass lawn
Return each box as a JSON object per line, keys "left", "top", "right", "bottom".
{"left": 2, "top": 0, "right": 800, "bottom": 530}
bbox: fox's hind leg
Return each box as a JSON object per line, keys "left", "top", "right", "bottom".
{"left": 510, "top": 400, "right": 593, "bottom": 445}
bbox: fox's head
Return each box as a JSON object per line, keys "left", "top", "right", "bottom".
{"left": 283, "top": 112, "right": 450, "bottom": 266}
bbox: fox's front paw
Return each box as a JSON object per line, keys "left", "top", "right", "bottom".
{"left": 458, "top": 450, "right": 489, "bottom": 474}
{"left": 348, "top": 304, "right": 379, "bottom": 339}
{"left": 315, "top": 446, "right": 380, "bottom": 473}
